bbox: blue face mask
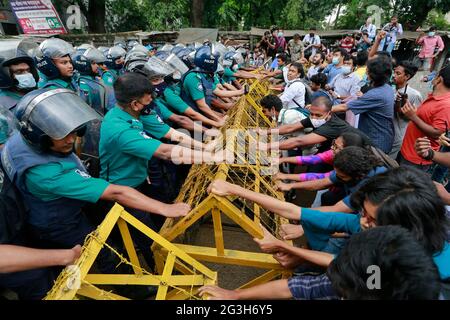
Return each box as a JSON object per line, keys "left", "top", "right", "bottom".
{"left": 15, "top": 73, "right": 37, "bottom": 89}
{"left": 332, "top": 57, "right": 340, "bottom": 65}
{"left": 428, "top": 32, "right": 436, "bottom": 37}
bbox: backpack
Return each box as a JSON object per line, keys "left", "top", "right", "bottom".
{"left": 370, "top": 146, "right": 399, "bottom": 169}
{"left": 0, "top": 161, "right": 27, "bottom": 244}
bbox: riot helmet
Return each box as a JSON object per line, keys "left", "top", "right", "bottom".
{"left": 0, "top": 39, "right": 39, "bottom": 90}
{"left": 35, "top": 38, "right": 75, "bottom": 80}
{"left": 15, "top": 88, "right": 101, "bottom": 152}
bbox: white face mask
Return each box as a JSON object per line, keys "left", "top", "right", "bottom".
{"left": 342, "top": 66, "right": 352, "bottom": 75}
{"left": 310, "top": 115, "right": 328, "bottom": 128}
{"left": 15, "top": 73, "right": 37, "bottom": 89}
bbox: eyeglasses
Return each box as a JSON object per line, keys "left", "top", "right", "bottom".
{"left": 360, "top": 207, "right": 377, "bottom": 225}
{"left": 331, "top": 139, "right": 343, "bottom": 151}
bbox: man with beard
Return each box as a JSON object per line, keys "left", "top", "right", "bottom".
{"left": 307, "top": 52, "right": 326, "bottom": 80}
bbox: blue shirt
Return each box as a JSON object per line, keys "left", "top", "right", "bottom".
{"left": 347, "top": 84, "right": 395, "bottom": 153}
{"left": 433, "top": 242, "right": 450, "bottom": 280}
{"left": 329, "top": 166, "right": 388, "bottom": 209}
{"left": 322, "top": 64, "right": 345, "bottom": 84}
{"left": 300, "top": 208, "right": 362, "bottom": 251}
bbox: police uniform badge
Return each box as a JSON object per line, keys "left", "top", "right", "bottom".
{"left": 75, "top": 169, "right": 91, "bottom": 179}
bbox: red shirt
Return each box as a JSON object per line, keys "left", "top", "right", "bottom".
{"left": 401, "top": 91, "right": 450, "bottom": 165}
{"left": 340, "top": 38, "right": 354, "bottom": 53}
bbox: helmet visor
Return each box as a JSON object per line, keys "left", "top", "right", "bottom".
{"left": 165, "top": 54, "right": 189, "bottom": 76}
{"left": 27, "top": 89, "right": 101, "bottom": 140}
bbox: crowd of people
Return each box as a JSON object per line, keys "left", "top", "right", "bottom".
{"left": 0, "top": 14, "right": 449, "bottom": 300}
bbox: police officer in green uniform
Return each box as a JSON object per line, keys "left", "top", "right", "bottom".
{"left": 2, "top": 88, "right": 190, "bottom": 278}
{"left": 180, "top": 45, "right": 226, "bottom": 122}
{"left": 99, "top": 72, "right": 222, "bottom": 267}
{"left": 72, "top": 47, "right": 117, "bottom": 177}
{"left": 139, "top": 57, "right": 208, "bottom": 133}
{"left": 102, "top": 46, "right": 126, "bottom": 87}
{"left": 73, "top": 47, "right": 116, "bottom": 115}
{"left": 35, "top": 38, "right": 79, "bottom": 91}
{"left": 163, "top": 53, "right": 225, "bottom": 128}
{"left": 0, "top": 39, "right": 39, "bottom": 112}
{"left": 181, "top": 45, "right": 244, "bottom": 118}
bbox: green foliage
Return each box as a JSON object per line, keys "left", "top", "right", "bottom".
{"left": 424, "top": 9, "right": 450, "bottom": 30}
{"left": 336, "top": 0, "right": 450, "bottom": 30}
{"left": 53, "top": 0, "right": 450, "bottom": 33}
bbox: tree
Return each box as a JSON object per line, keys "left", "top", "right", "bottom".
{"left": 336, "top": 0, "right": 450, "bottom": 30}
{"left": 191, "top": 0, "right": 205, "bottom": 28}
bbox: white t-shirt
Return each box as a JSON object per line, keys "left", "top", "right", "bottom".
{"left": 302, "top": 34, "right": 321, "bottom": 56}
{"left": 280, "top": 79, "right": 306, "bottom": 109}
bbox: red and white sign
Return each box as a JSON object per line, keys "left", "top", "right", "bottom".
{"left": 10, "top": 0, "right": 67, "bottom": 35}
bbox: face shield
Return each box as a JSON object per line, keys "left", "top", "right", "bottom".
{"left": 22, "top": 89, "right": 101, "bottom": 140}
{"left": 233, "top": 52, "right": 245, "bottom": 66}
{"left": 37, "top": 38, "right": 75, "bottom": 59}
{"left": 165, "top": 54, "right": 189, "bottom": 77}
{"left": 142, "top": 57, "right": 175, "bottom": 80}
{"left": 108, "top": 46, "right": 127, "bottom": 59}
{"left": 212, "top": 42, "right": 227, "bottom": 60}
{"left": 0, "top": 39, "right": 39, "bottom": 64}
{"left": 77, "top": 43, "right": 95, "bottom": 51}
{"left": 130, "top": 44, "right": 149, "bottom": 55}
{"left": 0, "top": 39, "right": 39, "bottom": 88}
{"left": 160, "top": 44, "right": 174, "bottom": 52}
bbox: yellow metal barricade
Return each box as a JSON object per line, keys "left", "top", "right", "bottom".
{"left": 45, "top": 204, "right": 217, "bottom": 300}
{"left": 153, "top": 80, "right": 292, "bottom": 289}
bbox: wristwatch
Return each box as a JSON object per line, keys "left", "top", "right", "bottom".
{"left": 422, "top": 149, "right": 435, "bottom": 161}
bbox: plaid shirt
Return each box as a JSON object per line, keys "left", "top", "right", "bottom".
{"left": 288, "top": 273, "right": 339, "bottom": 300}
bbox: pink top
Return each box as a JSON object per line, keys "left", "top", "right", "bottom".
{"left": 296, "top": 149, "right": 334, "bottom": 166}
{"left": 417, "top": 35, "right": 445, "bottom": 58}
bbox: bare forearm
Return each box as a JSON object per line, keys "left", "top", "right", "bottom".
{"left": 280, "top": 243, "right": 334, "bottom": 267}
{"left": 0, "top": 246, "right": 73, "bottom": 273}
{"left": 431, "top": 151, "right": 450, "bottom": 168}
{"left": 231, "top": 184, "right": 300, "bottom": 220}
{"left": 369, "top": 37, "right": 381, "bottom": 58}
{"left": 332, "top": 104, "right": 348, "bottom": 113}
{"left": 214, "top": 88, "right": 243, "bottom": 98}
{"left": 168, "top": 129, "right": 204, "bottom": 150}
{"left": 277, "top": 137, "right": 303, "bottom": 150}
{"left": 410, "top": 116, "right": 442, "bottom": 139}
{"left": 287, "top": 179, "right": 332, "bottom": 191}
{"left": 235, "top": 279, "right": 292, "bottom": 300}
{"left": 104, "top": 185, "right": 168, "bottom": 216}
{"left": 198, "top": 103, "right": 222, "bottom": 122}
{"left": 273, "top": 123, "right": 304, "bottom": 135}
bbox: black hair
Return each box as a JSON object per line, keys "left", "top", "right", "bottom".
{"left": 327, "top": 225, "right": 441, "bottom": 300}
{"left": 114, "top": 72, "right": 154, "bottom": 105}
{"left": 397, "top": 60, "right": 419, "bottom": 80}
{"left": 311, "top": 96, "right": 332, "bottom": 111}
{"left": 438, "top": 64, "right": 450, "bottom": 88}
{"left": 344, "top": 55, "right": 356, "bottom": 66}
{"left": 333, "top": 146, "right": 382, "bottom": 178}
{"left": 310, "top": 73, "right": 328, "bottom": 89}
{"left": 333, "top": 48, "right": 348, "bottom": 58}
{"left": 277, "top": 53, "right": 288, "bottom": 63}
{"left": 260, "top": 94, "right": 283, "bottom": 112}
{"left": 367, "top": 55, "right": 392, "bottom": 87}
{"left": 350, "top": 167, "right": 449, "bottom": 254}
{"left": 356, "top": 50, "right": 368, "bottom": 67}
{"left": 290, "top": 62, "right": 305, "bottom": 78}
{"left": 429, "top": 26, "right": 437, "bottom": 31}
{"left": 316, "top": 52, "right": 326, "bottom": 63}
{"left": 340, "top": 131, "right": 366, "bottom": 148}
